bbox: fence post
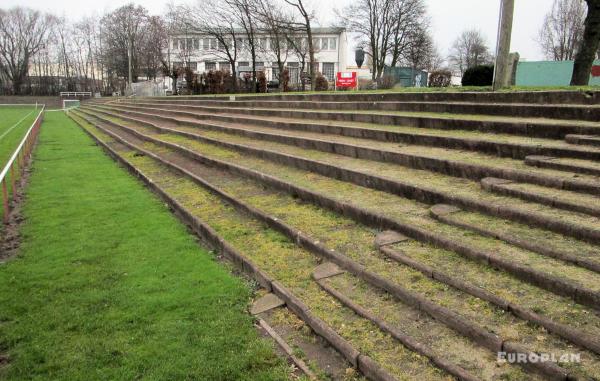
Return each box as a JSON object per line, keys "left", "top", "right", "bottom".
{"left": 2, "top": 180, "right": 8, "bottom": 224}
{"left": 10, "top": 164, "right": 16, "bottom": 200}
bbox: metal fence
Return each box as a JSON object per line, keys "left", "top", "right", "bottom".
{"left": 1, "top": 106, "right": 45, "bottom": 223}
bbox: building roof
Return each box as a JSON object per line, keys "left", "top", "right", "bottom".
{"left": 171, "top": 26, "right": 345, "bottom": 37}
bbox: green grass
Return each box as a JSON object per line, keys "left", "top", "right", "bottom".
{"left": 0, "top": 105, "right": 39, "bottom": 167}
{"left": 0, "top": 111, "right": 290, "bottom": 381}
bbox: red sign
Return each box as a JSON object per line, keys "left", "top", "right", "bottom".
{"left": 592, "top": 66, "right": 600, "bottom": 77}
{"left": 336, "top": 72, "right": 357, "bottom": 88}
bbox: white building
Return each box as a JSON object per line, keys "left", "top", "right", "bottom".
{"left": 166, "top": 27, "right": 348, "bottom": 87}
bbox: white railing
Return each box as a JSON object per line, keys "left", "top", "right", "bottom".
{"left": 60, "top": 91, "right": 92, "bottom": 98}
{"left": 1, "top": 106, "right": 45, "bottom": 222}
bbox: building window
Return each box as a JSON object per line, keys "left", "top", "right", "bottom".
{"left": 312, "top": 38, "right": 319, "bottom": 51}
{"left": 238, "top": 61, "right": 250, "bottom": 68}
{"left": 322, "top": 62, "right": 335, "bottom": 81}
{"left": 321, "top": 38, "right": 328, "bottom": 50}
{"left": 172, "top": 39, "right": 177, "bottom": 50}
{"left": 203, "top": 39, "right": 209, "bottom": 50}
{"left": 205, "top": 61, "right": 217, "bottom": 71}
{"left": 188, "top": 62, "right": 198, "bottom": 71}
{"left": 193, "top": 39, "right": 200, "bottom": 50}
{"left": 173, "top": 61, "right": 183, "bottom": 69}
{"left": 256, "top": 62, "right": 265, "bottom": 69}
{"left": 220, "top": 62, "right": 230, "bottom": 72}
{"left": 210, "top": 38, "right": 217, "bottom": 49}
{"left": 311, "top": 62, "right": 320, "bottom": 74}
{"left": 272, "top": 62, "right": 280, "bottom": 79}
{"left": 329, "top": 38, "right": 336, "bottom": 50}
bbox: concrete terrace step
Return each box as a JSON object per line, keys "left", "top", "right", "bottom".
{"left": 119, "top": 100, "right": 600, "bottom": 139}
{"left": 566, "top": 134, "right": 600, "bottom": 147}
{"left": 144, "top": 89, "right": 600, "bottom": 105}
{"left": 72, "top": 108, "right": 600, "bottom": 378}
{"left": 481, "top": 177, "right": 600, "bottom": 221}
{"left": 75, "top": 108, "right": 600, "bottom": 307}
{"left": 74, "top": 108, "right": 600, "bottom": 379}
{"left": 99, "top": 103, "right": 600, "bottom": 161}
{"left": 138, "top": 98, "right": 600, "bottom": 122}
{"left": 86, "top": 104, "right": 600, "bottom": 197}
{"left": 84, "top": 106, "right": 600, "bottom": 252}
{"left": 526, "top": 155, "right": 600, "bottom": 177}
{"left": 73, "top": 113, "right": 529, "bottom": 380}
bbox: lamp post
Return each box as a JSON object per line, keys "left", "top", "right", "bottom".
{"left": 128, "top": 38, "right": 133, "bottom": 94}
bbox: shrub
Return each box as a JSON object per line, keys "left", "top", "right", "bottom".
{"left": 461, "top": 64, "right": 494, "bottom": 86}
{"left": 358, "top": 78, "right": 376, "bottom": 90}
{"left": 243, "top": 72, "right": 252, "bottom": 92}
{"left": 214, "top": 70, "right": 224, "bottom": 93}
{"left": 222, "top": 71, "right": 236, "bottom": 93}
{"left": 281, "top": 69, "right": 290, "bottom": 92}
{"left": 428, "top": 69, "right": 452, "bottom": 87}
{"left": 377, "top": 75, "right": 396, "bottom": 89}
{"left": 315, "top": 73, "right": 328, "bottom": 91}
{"left": 257, "top": 70, "right": 267, "bottom": 93}
{"left": 206, "top": 71, "right": 216, "bottom": 93}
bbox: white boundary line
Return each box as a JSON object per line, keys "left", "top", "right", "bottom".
{"left": 0, "top": 109, "right": 36, "bottom": 142}
{"left": 0, "top": 105, "right": 45, "bottom": 184}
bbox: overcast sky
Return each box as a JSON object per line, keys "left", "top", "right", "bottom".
{"left": 3, "top": 0, "right": 552, "bottom": 62}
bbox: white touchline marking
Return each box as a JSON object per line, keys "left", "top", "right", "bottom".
{"left": 0, "top": 109, "right": 36, "bottom": 142}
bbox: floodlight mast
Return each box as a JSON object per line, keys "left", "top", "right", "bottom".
{"left": 493, "top": 0, "right": 515, "bottom": 91}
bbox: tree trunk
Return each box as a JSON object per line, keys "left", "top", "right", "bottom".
{"left": 571, "top": 0, "right": 600, "bottom": 85}
{"left": 230, "top": 61, "right": 238, "bottom": 92}
{"left": 12, "top": 77, "right": 22, "bottom": 95}
{"left": 306, "top": 23, "right": 315, "bottom": 91}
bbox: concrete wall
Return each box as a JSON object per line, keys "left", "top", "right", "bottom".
{"left": 0, "top": 96, "right": 62, "bottom": 109}
{"left": 516, "top": 60, "right": 600, "bottom": 86}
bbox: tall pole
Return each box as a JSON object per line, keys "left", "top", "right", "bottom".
{"left": 128, "top": 38, "right": 133, "bottom": 93}
{"left": 493, "top": 0, "right": 515, "bottom": 91}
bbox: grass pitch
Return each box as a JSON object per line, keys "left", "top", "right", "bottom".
{"left": 0, "top": 106, "right": 39, "bottom": 168}
{"left": 0, "top": 111, "right": 290, "bottom": 381}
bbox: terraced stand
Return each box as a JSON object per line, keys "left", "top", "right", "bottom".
{"left": 74, "top": 90, "right": 600, "bottom": 381}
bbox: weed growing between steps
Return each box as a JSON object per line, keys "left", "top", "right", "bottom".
{"left": 75, "top": 112, "right": 600, "bottom": 379}
{"left": 140, "top": 130, "right": 600, "bottom": 291}
{"left": 74, "top": 116, "right": 450, "bottom": 381}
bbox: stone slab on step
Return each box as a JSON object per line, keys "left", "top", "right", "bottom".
{"left": 374, "top": 230, "right": 409, "bottom": 248}
{"left": 251, "top": 293, "right": 285, "bottom": 315}
{"left": 312, "top": 262, "right": 345, "bottom": 281}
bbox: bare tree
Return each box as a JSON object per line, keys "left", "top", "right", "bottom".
{"left": 174, "top": 0, "right": 241, "bottom": 91}
{"left": 571, "top": 0, "right": 600, "bottom": 85}
{"left": 255, "top": 0, "right": 294, "bottom": 90}
{"left": 284, "top": 0, "right": 317, "bottom": 89}
{"left": 227, "top": 0, "right": 259, "bottom": 91}
{"left": 448, "top": 29, "right": 492, "bottom": 76}
{"left": 337, "top": 0, "right": 428, "bottom": 80}
{"left": 0, "top": 7, "right": 55, "bottom": 94}
{"left": 538, "top": 0, "right": 586, "bottom": 60}
{"left": 286, "top": 34, "right": 309, "bottom": 89}
{"left": 140, "top": 16, "right": 168, "bottom": 80}
{"left": 338, "top": 0, "right": 393, "bottom": 80}
{"left": 100, "top": 3, "right": 148, "bottom": 91}
{"left": 389, "top": 0, "right": 428, "bottom": 68}
{"left": 403, "top": 25, "right": 437, "bottom": 84}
